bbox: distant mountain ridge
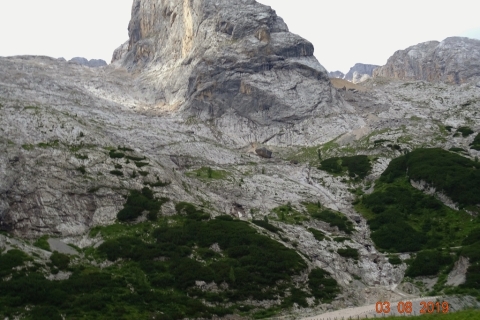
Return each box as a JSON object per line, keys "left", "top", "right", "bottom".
{"left": 373, "top": 37, "right": 480, "bottom": 84}
{"left": 328, "top": 63, "right": 379, "bottom": 84}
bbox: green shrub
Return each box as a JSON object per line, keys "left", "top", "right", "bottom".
{"left": 337, "top": 247, "right": 359, "bottom": 260}
{"left": 145, "top": 180, "right": 171, "bottom": 187}
{"left": 118, "top": 147, "right": 134, "bottom": 152}
{"left": 109, "top": 150, "right": 125, "bottom": 159}
{"left": 456, "top": 126, "right": 474, "bottom": 137}
{"left": 139, "top": 171, "right": 149, "bottom": 176}
{"left": 308, "top": 228, "right": 326, "bottom": 241}
{"left": 77, "top": 166, "right": 86, "bottom": 174}
{"left": 0, "top": 249, "right": 30, "bottom": 277}
{"left": 470, "top": 133, "right": 480, "bottom": 150}
{"left": 388, "top": 256, "right": 402, "bottom": 265}
{"left": 117, "top": 188, "right": 168, "bottom": 222}
{"left": 50, "top": 251, "right": 70, "bottom": 270}
{"left": 125, "top": 155, "right": 145, "bottom": 161}
{"left": 33, "top": 235, "right": 50, "bottom": 251}
{"left": 319, "top": 155, "right": 372, "bottom": 179}
{"left": 114, "top": 164, "right": 122, "bottom": 169}
{"left": 309, "top": 209, "right": 354, "bottom": 234}
{"left": 135, "top": 161, "right": 149, "bottom": 168}
{"left": 252, "top": 220, "right": 281, "bottom": 233}
{"left": 109, "top": 170, "right": 123, "bottom": 176}
{"left": 308, "top": 269, "right": 339, "bottom": 302}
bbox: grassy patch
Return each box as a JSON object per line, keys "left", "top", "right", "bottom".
{"left": 134, "top": 161, "right": 149, "bottom": 168}
{"left": 33, "top": 235, "right": 50, "bottom": 251}
{"left": 108, "top": 150, "right": 125, "bottom": 159}
{"left": 38, "top": 140, "right": 59, "bottom": 148}
{"left": 272, "top": 204, "right": 309, "bottom": 224}
{"left": 21, "top": 144, "right": 35, "bottom": 151}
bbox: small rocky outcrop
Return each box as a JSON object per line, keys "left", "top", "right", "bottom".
{"left": 69, "top": 57, "right": 107, "bottom": 68}
{"left": 344, "top": 63, "right": 380, "bottom": 83}
{"left": 373, "top": 37, "right": 480, "bottom": 84}
{"left": 329, "top": 70, "right": 345, "bottom": 78}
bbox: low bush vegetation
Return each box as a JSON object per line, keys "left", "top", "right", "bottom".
{"left": 272, "top": 204, "right": 309, "bottom": 224}
{"left": 252, "top": 220, "right": 281, "bottom": 233}
{"left": 33, "top": 235, "right": 50, "bottom": 251}
{"left": 108, "top": 149, "right": 125, "bottom": 159}
{"left": 456, "top": 126, "right": 474, "bottom": 137}
{"left": 117, "top": 187, "right": 169, "bottom": 222}
{"left": 308, "top": 228, "right": 326, "bottom": 241}
{"left": 470, "top": 133, "right": 480, "bottom": 150}
{"left": 304, "top": 203, "right": 354, "bottom": 234}
{"left": 319, "top": 155, "right": 372, "bottom": 179}
{"left": 405, "top": 250, "right": 453, "bottom": 277}
{"left": 109, "top": 169, "right": 123, "bottom": 176}
{"left": 337, "top": 247, "right": 359, "bottom": 260}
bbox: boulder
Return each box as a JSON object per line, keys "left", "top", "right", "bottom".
{"left": 255, "top": 147, "right": 272, "bottom": 158}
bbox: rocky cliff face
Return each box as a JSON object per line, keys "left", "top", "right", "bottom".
{"left": 373, "top": 37, "right": 480, "bottom": 84}
{"left": 344, "top": 63, "right": 379, "bottom": 83}
{"left": 112, "top": 0, "right": 342, "bottom": 134}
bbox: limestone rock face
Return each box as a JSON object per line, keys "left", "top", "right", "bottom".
{"left": 373, "top": 37, "right": 480, "bottom": 84}
{"left": 344, "top": 63, "right": 379, "bottom": 83}
{"left": 69, "top": 57, "right": 107, "bottom": 68}
{"left": 112, "top": 0, "right": 337, "bottom": 127}
{"left": 329, "top": 70, "right": 345, "bottom": 79}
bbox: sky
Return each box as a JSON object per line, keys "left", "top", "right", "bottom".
{"left": 1, "top": 0, "right": 479, "bottom": 73}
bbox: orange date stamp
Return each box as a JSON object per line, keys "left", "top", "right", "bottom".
{"left": 375, "top": 301, "right": 449, "bottom": 314}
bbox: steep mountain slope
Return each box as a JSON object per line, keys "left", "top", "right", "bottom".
{"left": 1, "top": 0, "right": 480, "bottom": 319}
{"left": 373, "top": 37, "right": 480, "bottom": 84}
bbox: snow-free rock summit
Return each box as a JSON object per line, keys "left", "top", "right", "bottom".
{"left": 373, "top": 37, "right": 480, "bottom": 84}
{"left": 112, "top": 0, "right": 339, "bottom": 127}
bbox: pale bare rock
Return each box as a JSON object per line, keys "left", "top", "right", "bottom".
{"left": 447, "top": 256, "right": 469, "bottom": 286}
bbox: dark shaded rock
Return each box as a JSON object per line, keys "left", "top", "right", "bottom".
{"left": 329, "top": 70, "right": 345, "bottom": 79}
{"left": 255, "top": 147, "right": 272, "bottom": 158}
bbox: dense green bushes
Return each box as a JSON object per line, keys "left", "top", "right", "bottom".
{"left": 117, "top": 187, "right": 168, "bottom": 222}
{"left": 308, "top": 269, "right": 339, "bottom": 302}
{"left": 0, "top": 203, "right": 339, "bottom": 319}
{"left": 380, "top": 148, "right": 480, "bottom": 208}
{"left": 0, "top": 249, "right": 30, "bottom": 277}
{"left": 50, "top": 251, "right": 71, "bottom": 270}
{"left": 108, "top": 150, "right": 125, "bottom": 159}
{"left": 319, "top": 155, "right": 372, "bottom": 179}
{"left": 405, "top": 250, "right": 453, "bottom": 277}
